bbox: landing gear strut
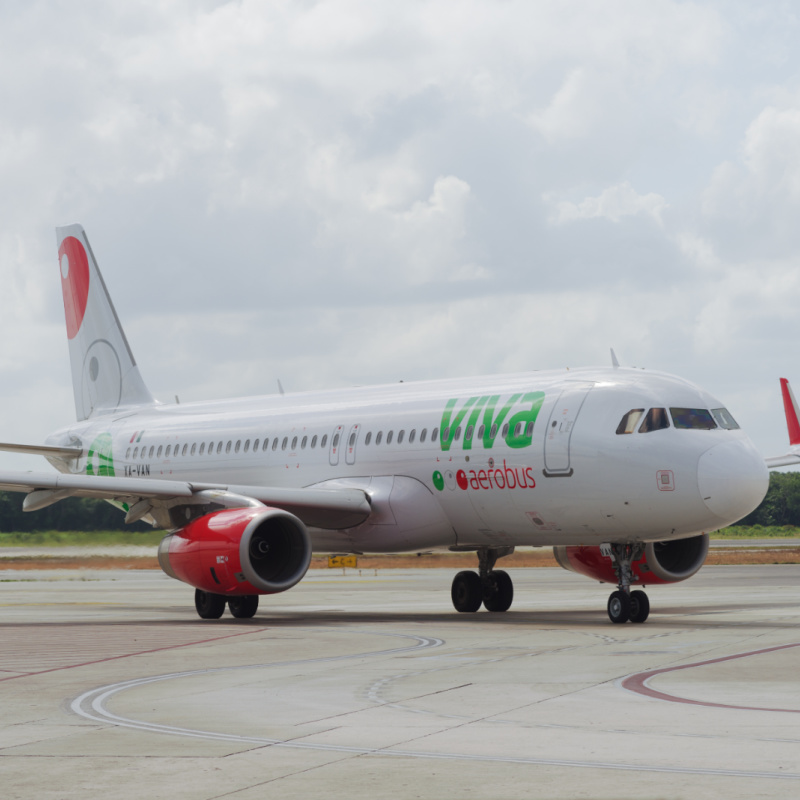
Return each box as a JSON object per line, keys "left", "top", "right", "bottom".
{"left": 605, "top": 543, "right": 649, "bottom": 624}
{"left": 450, "top": 546, "right": 514, "bottom": 613}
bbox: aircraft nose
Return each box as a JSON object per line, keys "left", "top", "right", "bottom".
{"left": 697, "top": 439, "right": 769, "bottom": 523}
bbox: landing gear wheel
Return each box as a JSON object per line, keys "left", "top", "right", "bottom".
{"left": 228, "top": 595, "right": 259, "bottom": 619}
{"left": 195, "top": 589, "right": 226, "bottom": 620}
{"left": 629, "top": 590, "right": 650, "bottom": 623}
{"left": 607, "top": 590, "right": 631, "bottom": 624}
{"left": 451, "top": 570, "right": 482, "bottom": 612}
{"left": 482, "top": 570, "right": 514, "bottom": 612}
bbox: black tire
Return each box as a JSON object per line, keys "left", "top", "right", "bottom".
{"left": 607, "top": 590, "right": 631, "bottom": 624}
{"left": 451, "top": 570, "right": 482, "bottom": 612}
{"left": 629, "top": 590, "right": 650, "bottom": 623}
{"left": 228, "top": 595, "right": 259, "bottom": 619}
{"left": 483, "top": 570, "right": 514, "bottom": 612}
{"left": 195, "top": 589, "right": 226, "bottom": 620}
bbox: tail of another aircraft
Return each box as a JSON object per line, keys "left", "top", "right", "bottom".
{"left": 57, "top": 224, "right": 155, "bottom": 420}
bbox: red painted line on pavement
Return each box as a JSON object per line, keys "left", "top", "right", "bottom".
{"left": 0, "top": 627, "right": 270, "bottom": 683}
{"left": 622, "top": 642, "right": 800, "bottom": 713}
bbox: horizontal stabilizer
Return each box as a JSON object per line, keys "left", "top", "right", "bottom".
{"left": 0, "top": 442, "right": 83, "bottom": 459}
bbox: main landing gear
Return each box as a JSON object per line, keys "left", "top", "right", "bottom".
{"left": 605, "top": 543, "right": 650, "bottom": 624}
{"left": 451, "top": 546, "right": 514, "bottom": 613}
{"left": 194, "top": 589, "right": 259, "bottom": 620}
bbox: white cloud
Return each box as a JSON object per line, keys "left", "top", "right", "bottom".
{"left": 546, "top": 182, "right": 668, "bottom": 225}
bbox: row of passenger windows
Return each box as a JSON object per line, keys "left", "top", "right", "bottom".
{"left": 126, "top": 434, "right": 331, "bottom": 461}
{"left": 616, "top": 407, "right": 740, "bottom": 435}
{"left": 124, "top": 418, "right": 540, "bottom": 462}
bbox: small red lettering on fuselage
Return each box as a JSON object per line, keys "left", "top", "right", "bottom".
{"left": 466, "top": 461, "right": 536, "bottom": 491}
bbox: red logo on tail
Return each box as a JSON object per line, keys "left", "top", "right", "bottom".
{"left": 58, "top": 236, "right": 90, "bottom": 339}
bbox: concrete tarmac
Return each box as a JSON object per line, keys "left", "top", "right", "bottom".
{"left": 1, "top": 565, "right": 800, "bottom": 799}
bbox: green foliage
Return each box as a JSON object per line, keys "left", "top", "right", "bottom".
{"left": 713, "top": 525, "right": 800, "bottom": 538}
{"left": 0, "top": 530, "right": 164, "bottom": 546}
{"left": 734, "top": 472, "right": 800, "bottom": 527}
{"left": 0, "top": 491, "right": 152, "bottom": 534}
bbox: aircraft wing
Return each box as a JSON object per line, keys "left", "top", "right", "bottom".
{"left": 0, "top": 470, "right": 371, "bottom": 530}
{"left": 765, "top": 378, "right": 800, "bottom": 468}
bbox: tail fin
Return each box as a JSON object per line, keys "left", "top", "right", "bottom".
{"left": 57, "top": 224, "right": 155, "bottom": 420}
{"left": 779, "top": 377, "right": 800, "bottom": 446}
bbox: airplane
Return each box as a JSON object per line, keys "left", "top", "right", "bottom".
{"left": 0, "top": 224, "right": 778, "bottom": 624}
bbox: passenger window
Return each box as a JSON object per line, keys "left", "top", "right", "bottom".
{"left": 501, "top": 423, "right": 509, "bottom": 437}
{"left": 244, "top": 439, "right": 250, "bottom": 453}
{"left": 397, "top": 430, "right": 404, "bottom": 444}
{"left": 291, "top": 436, "right": 298, "bottom": 450}
{"left": 262, "top": 438, "right": 269, "bottom": 451}
{"left": 639, "top": 408, "right": 670, "bottom": 433}
{"left": 514, "top": 423, "right": 522, "bottom": 437}
{"left": 217, "top": 442, "right": 223, "bottom": 454}
{"left": 165, "top": 445, "right": 171, "bottom": 458}
{"left": 420, "top": 429, "right": 427, "bottom": 443}
{"left": 235, "top": 440, "right": 241, "bottom": 453}
{"left": 465, "top": 425, "right": 473, "bottom": 441}
{"left": 282, "top": 437, "right": 288, "bottom": 450}
{"left": 490, "top": 424, "right": 497, "bottom": 439}
{"left": 432, "top": 427, "right": 439, "bottom": 442}
{"left": 321, "top": 434, "right": 328, "bottom": 448}
{"left": 301, "top": 436, "right": 307, "bottom": 449}
{"left": 182, "top": 444, "right": 188, "bottom": 456}
{"left": 443, "top": 427, "right": 450, "bottom": 442}
{"left": 525, "top": 422, "right": 534, "bottom": 436}
{"left": 253, "top": 439, "right": 259, "bottom": 451}
{"left": 711, "top": 408, "right": 740, "bottom": 430}
{"left": 311, "top": 435, "right": 317, "bottom": 448}
{"left": 226, "top": 441, "right": 232, "bottom": 454}
{"left": 454, "top": 426, "right": 462, "bottom": 441}
{"left": 133, "top": 447, "right": 138, "bottom": 459}
{"left": 409, "top": 429, "right": 416, "bottom": 443}
{"left": 272, "top": 438, "right": 278, "bottom": 451}
{"left": 376, "top": 431, "right": 383, "bottom": 445}
{"left": 126, "top": 447, "right": 131, "bottom": 459}
{"left": 616, "top": 409, "right": 645, "bottom": 434}
{"left": 387, "top": 430, "right": 394, "bottom": 444}
{"left": 670, "top": 408, "right": 717, "bottom": 430}
{"left": 190, "top": 443, "right": 196, "bottom": 456}
{"left": 365, "top": 432, "right": 372, "bottom": 445}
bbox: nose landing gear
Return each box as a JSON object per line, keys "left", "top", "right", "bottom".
{"left": 605, "top": 543, "right": 650, "bottom": 624}
{"left": 450, "top": 546, "right": 515, "bottom": 613}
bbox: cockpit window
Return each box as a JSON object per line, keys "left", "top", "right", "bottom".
{"left": 616, "top": 409, "right": 645, "bottom": 434}
{"left": 711, "top": 408, "right": 740, "bottom": 430}
{"left": 639, "top": 407, "right": 670, "bottom": 433}
{"left": 670, "top": 408, "right": 717, "bottom": 430}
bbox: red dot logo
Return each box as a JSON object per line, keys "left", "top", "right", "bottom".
{"left": 456, "top": 469, "right": 468, "bottom": 490}
{"left": 58, "top": 236, "right": 90, "bottom": 339}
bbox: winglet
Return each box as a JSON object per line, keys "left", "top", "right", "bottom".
{"left": 780, "top": 378, "right": 800, "bottom": 446}
{"left": 610, "top": 348, "right": 620, "bottom": 368}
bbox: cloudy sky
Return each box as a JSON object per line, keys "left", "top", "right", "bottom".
{"left": 1, "top": 1, "right": 800, "bottom": 470}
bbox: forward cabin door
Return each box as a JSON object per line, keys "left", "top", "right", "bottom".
{"left": 543, "top": 383, "right": 593, "bottom": 477}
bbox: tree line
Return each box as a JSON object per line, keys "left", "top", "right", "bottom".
{"left": 0, "top": 471, "right": 799, "bottom": 532}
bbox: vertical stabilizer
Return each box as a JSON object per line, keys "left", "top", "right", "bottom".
{"left": 780, "top": 377, "right": 800, "bottom": 446}
{"left": 56, "top": 224, "right": 155, "bottom": 420}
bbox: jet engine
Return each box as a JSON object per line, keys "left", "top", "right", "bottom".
{"left": 158, "top": 506, "right": 312, "bottom": 596}
{"left": 553, "top": 533, "right": 709, "bottom": 586}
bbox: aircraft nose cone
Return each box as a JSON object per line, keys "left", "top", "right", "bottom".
{"left": 697, "top": 439, "right": 768, "bottom": 523}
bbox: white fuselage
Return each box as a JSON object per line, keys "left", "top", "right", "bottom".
{"left": 47, "top": 366, "right": 769, "bottom": 553}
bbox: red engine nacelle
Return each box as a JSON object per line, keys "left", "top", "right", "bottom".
{"left": 158, "top": 506, "right": 312, "bottom": 596}
{"left": 553, "top": 534, "right": 709, "bottom": 586}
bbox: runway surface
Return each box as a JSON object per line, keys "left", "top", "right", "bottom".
{"left": 1, "top": 565, "right": 799, "bottom": 799}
